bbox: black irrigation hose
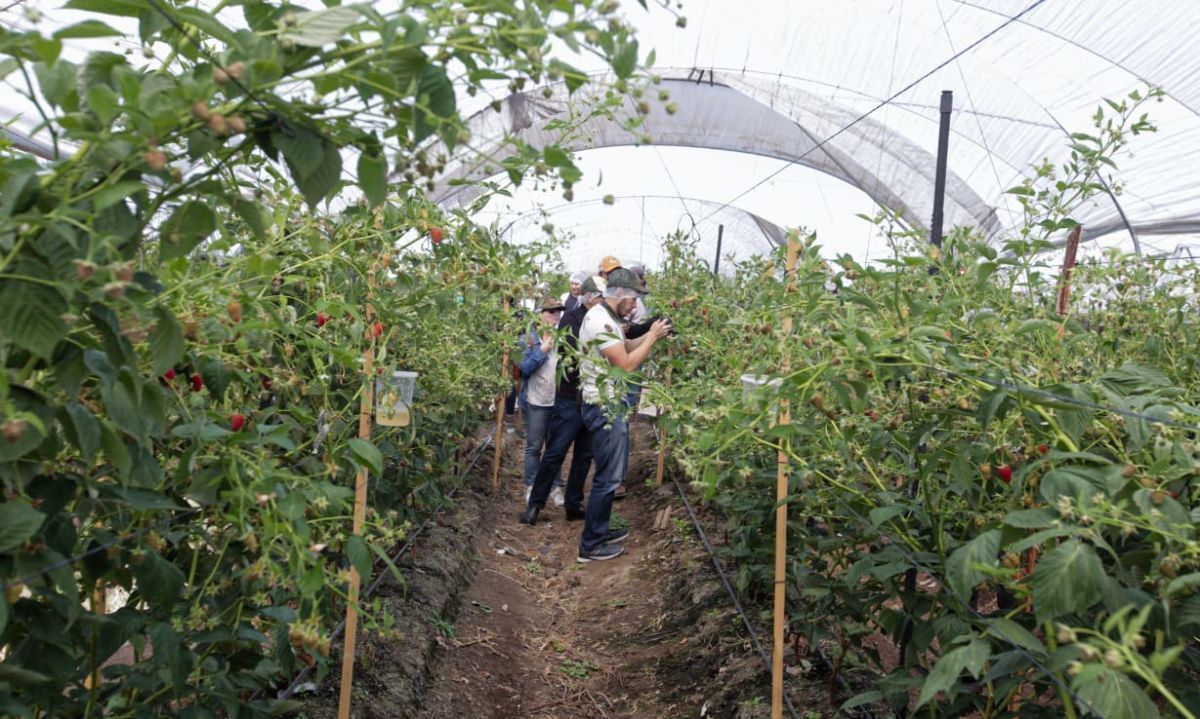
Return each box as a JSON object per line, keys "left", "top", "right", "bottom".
{"left": 258, "top": 435, "right": 494, "bottom": 703}
{"left": 667, "top": 472, "right": 873, "bottom": 719}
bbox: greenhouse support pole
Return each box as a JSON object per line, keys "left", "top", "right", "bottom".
{"left": 337, "top": 269, "right": 377, "bottom": 719}
{"left": 930, "top": 90, "right": 953, "bottom": 248}
{"left": 492, "top": 297, "right": 511, "bottom": 492}
{"left": 771, "top": 236, "right": 799, "bottom": 719}
{"left": 714, "top": 224, "right": 724, "bottom": 276}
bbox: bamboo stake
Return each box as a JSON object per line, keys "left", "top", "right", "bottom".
{"left": 771, "top": 236, "right": 800, "bottom": 719}
{"left": 654, "top": 346, "right": 674, "bottom": 487}
{"left": 492, "top": 296, "right": 511, "bottom": 492}
{"left": 337, "top": 268, "right": 376, "bottom": 719}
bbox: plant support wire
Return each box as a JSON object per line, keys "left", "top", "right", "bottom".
{"left": 669, "top": 473, "right": 881, "bottom": 719}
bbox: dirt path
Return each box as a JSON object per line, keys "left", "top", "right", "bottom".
{"left": 420, "top": 419, "right": 702, "bottom": 719}
{"left": 302, "top": 419, "right": 860, "bottom": 719}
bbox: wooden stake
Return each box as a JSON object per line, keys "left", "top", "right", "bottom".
{"left": 1055, "top": 225, "right": 1083, "bottom": 342}
{"left": 771, "top": 236, "right": 800, "bottom": 719}
{"left": 1056, "top": 224, "right": 1083, "bottom": 317}
{"left": 654, "top": 346, "right": 674, "bottom": 487}
{"left": 491, "top": 297, "right": 511, "bottom": 493}
{"left": 337, "top": 269, "right": 376, "bottom": 719}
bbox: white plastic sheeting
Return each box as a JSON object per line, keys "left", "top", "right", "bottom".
{"left": 5, "top": 0, "right": 1200, "bottom": 268}
{"left": 441, "top": 0, "right": 1200, "bottom": 266}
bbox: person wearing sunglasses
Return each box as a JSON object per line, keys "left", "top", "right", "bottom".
{"left": 517, "top": 294, "right": 568, "bottom": 504}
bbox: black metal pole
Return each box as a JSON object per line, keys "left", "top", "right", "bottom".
{"left": 713, "top": 224, "right": 723, "bottom": 276}
{"left": 930, "top": 90, "right": 953, "bottom": 248}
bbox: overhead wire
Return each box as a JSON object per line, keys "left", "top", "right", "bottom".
{"left": 691, "top": 0, "right": 1051, "bottom": 229}
{"left": 933, "top": 0, "right": 1022, "bottom": 231}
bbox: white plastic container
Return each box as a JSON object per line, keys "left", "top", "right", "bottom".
{"left": 376, "top": 370, "right": 418, "bottom": 427}
{"left": 740, "top": 373, "right": 782, "bottom": 403}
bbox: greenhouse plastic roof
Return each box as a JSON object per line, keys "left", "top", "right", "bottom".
{"left": 441, "top": 0, "right": 1200, "bottom": 267}
{"left": 5, "top": 0, "right": 1200, "bottom": 268}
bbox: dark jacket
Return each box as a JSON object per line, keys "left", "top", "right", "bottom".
{"left": 555, "top": 303, "right": 588, "bottom": 402}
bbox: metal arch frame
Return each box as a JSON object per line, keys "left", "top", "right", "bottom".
{"left": 428, "top": 70, "right": 1004, "bottom": 240}
{"left": 495, "top": 193, "right": 791, "bottom": 248}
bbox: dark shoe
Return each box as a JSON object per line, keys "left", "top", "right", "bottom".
{"left": 613, "top": 483, "right": 628, "bottom": 500}
{"left": 577, "top": 542, "right": 625, "bottom": 563}
{"left": 519, "top": 505, "right": 540, "bottom": 525}
{"left": 564, "top": 506, "right": 586, "bottom": 521}
{"left": 605, "top": 528, "right": 629, "bottom": 544}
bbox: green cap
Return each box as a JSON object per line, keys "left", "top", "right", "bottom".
{"left": 604, "top": 267, "right": 646, "bottom": 294}
{"left": 580, "top": 275, "right": 606, "bottom": 295}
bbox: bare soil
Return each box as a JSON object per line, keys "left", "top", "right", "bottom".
{"left": 301, "top": 419, "right": 871, "bottom": 719}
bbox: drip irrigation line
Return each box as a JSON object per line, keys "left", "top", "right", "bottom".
{"left": 262, "top": 434, "right": 494, "bottom": 703}
{"left": 667, "top": 472, "right": 883, "bottom": 719}
{"left": 693, "top": 0, "right": 1049, "bottom": 228}
{"left": 1, "top": 507, "right": 200, "bottom": 592}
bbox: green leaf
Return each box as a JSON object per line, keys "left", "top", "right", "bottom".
{"left": 92, "top": 180, "right": 144, "bottom": 211}
{"left": 132, "top": 550, "right": 184, "bottom": 609}
{"left": 63, "top": 403, "right": 101, "bottom": 465}
{"left": 0, "top": 501, "right": 47, "bottom": 554}
{"left": 357, "top": 151, "right": 387, "bottom": 208}
{"left": 945, "top": 529, "right": 1000, "bottom": 603}
{"left": 274, "top": 126, "right": 342, "bottom": 206}
{"left": 63, "top": 0, "right": 147, "bottom": 17}
{"left": 33, "top": 59, "right": 78, "bottom": 108}
{"left": 102, "top": 487, "right": 185, "bottom": 511}
{"left": 1072, "top": 665, "right": 1159, "bottom": 719}
{"left": 1165, "top": 572, "right": 1200, "bottom": 598}
{"left": 160, "top": 201, "right": 217, "bottom": 259}
{"left": 0, "top": 280, "right": 68, "bottom": 359}
{"left": 0, "top": 662, "right": 51, "bottom": 685}
{"left": 1003, "top": 508, "right": 1057, "bottom": 529}
{"left": 232, "top": 198, "right": 268, "bottom": 240}
{"left": 345, "top": 534, "right": 371, "bottom": 583}
{"left": 1030, "top": 539, "right": 1104, "bottom": 621}
{"left": 176, "top": 7, "right": 239, "bottom": 47}
{"left": 413, "top": 64, "right": 456, "bottom": 144}
{"left": 611, "top": 38, "right": 638, "bottom": 79}
{"left": 280, "top": 6, "right": 361, "bottom": 47}
{"left": 54, "top": 20, "right": 123, "bottom": 39}
{"left": 985, "top": 618, "right": 1046, "bottom": 656}
{"left": 916, "top": 638, "right": 990, "bottom": 708}
{"left": 841, "top": 690, "right": 882, "bottom": 711}
{"left": 87, "top": 84, "right": 120, "bottom": 125}
{"left": 347, "top": 438, "right": 382, "bottom": 476}
{"left": 148, "top": 307, "right": 184, "bottom": 375}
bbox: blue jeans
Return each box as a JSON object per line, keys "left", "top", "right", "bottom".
{"left": 528, "top": 397, "right": 591, "bottom": 510}
{"left": 579, "top": 403, "right": 628, "bottom": 552}
{"left": 522, "top": 403, "right": 553, "bottom": 487}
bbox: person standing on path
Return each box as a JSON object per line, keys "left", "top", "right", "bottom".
{"left": 575, "top": 268, "right": 671, "bottom": 562}
{"left": 519, "top": 276, "right": 607, "bottom": 526}
{"left": 598, "top": 255, "right": 622, "bottom": 279}
{"left": 563, "top": 271, "right": 587, "bottom": 312}
{"left": 517, "top": 295, "right": 565, "bottom": 503}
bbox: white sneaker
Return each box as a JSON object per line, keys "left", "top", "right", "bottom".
{"left": 524, "top": 485, "right": 532, "bottom": 503}
{"left": 551, "top": 487, "right": 565, "bottom": 507}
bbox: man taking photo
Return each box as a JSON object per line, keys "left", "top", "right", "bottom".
{"left": 575, "top": 268, "right": 670, "bottom": 562}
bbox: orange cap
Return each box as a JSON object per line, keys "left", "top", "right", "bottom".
{"left": 599, "top": 255, "right": 622, "bottom": 273}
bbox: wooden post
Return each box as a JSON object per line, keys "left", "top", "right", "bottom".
{"left": 491, "top": 297, "right": 511, "bottom": 493}
{"left": 771, "top": 236, "right": 800, "bottom": 719}
{"left": 337, "top": 268, "right": 377, "bottom": 719}
{"left": 654, "top": 346, "right": 674, "bottom": 487}
{"left": 1056, "top": 224, "right": 1083, "bottom": 317}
